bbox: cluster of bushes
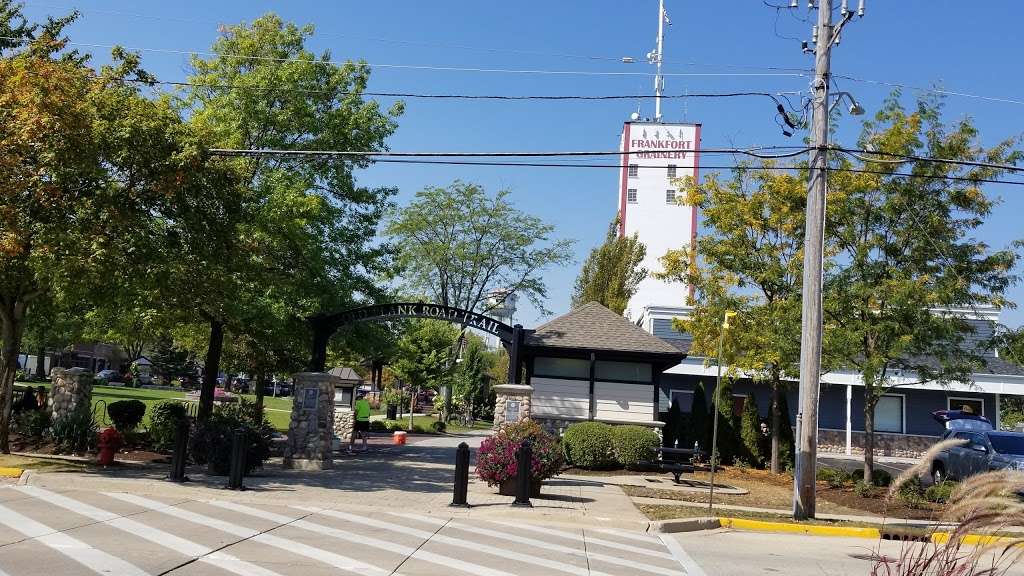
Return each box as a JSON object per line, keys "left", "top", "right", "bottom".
{"left": 816, "top": 466, "right": 894, "bottom": 490}
{"left": 476, "top": 420, "right": 562, "bottom": 487}
{"left": 368, "top": 419, "right": 433, "bottom": 434}
{"left": 562, "top": 421, "right": 660, "bottom": 470}
{"left": 662, "top": 381, "right": 795, "bottom": 470}
{"left": 189, "top": 398, "right": 273, "bottom": 475}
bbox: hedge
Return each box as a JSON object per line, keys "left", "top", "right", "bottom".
{"left": 562, "top": 421, "right": 615, "bottom": 469}
{"left": 611, "top": 425, "right": 660, "bottom": 469}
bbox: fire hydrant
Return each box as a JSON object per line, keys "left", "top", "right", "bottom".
{"left": 97, "top": 427, "right": 122, "bottom": 466}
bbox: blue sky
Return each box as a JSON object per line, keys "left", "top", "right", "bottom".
{"left": 24, "top": 1, "right": 1024, "bottom": 328}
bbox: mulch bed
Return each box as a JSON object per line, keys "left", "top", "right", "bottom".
{"left": 816, "top": 484, "right": 943, "bottom": 521}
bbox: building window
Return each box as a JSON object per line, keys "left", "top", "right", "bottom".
{"left": 627, "top": 189, "right": 638, "bottom": 204}
{"left": 595, "top": 360, "right": 652, "bottom": 383}
{"left": 666, "top": 190, "right": 676, "bottom": 204}
{"left": 874, "top": 394, "right": 905, "bottom": 433}
{"left": 948, "top": 397, "right": 984, "bottom": 416}
{"left": 667, "top": 164, "right": 677, "bottom": 178}
{"left": 731, "top": 394, "right": 746, "bottom": 418}
{"left": 670, "top": 390, "right": 694, "bottom": 412}
{"left": 628, "top": 164, "right": 639, "bottom": 178}
{"left": 533, "top": 356, "right": 590, "bottom": 379}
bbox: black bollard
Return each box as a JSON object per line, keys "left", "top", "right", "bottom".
{"left": 450, "top": 442, "right": 470, "bottom": 508}
{"left": 168, "top": 417, "right": 189, "bottom": 483}
{"left": 512, "top": 440, "right": 533, "bottom": 507}
{"left": 227, "top": 428, "right": 247, "bottom": 490}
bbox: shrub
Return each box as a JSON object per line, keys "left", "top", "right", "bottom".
{"left": 15, "top": 409, "right": 51, "bottom": 439}
{"left": 369, "top": 420, "right": 389, "bottom": 432}
{"left": 852, "top": 468, "right": 892, "bottom": 487}
{"left": 476, "top": 420, "right": 562, "bottom": 487}
{"left": 15, "top": 369, "right": 29, "bottom": 382}
{"left": 189, "top": 399, "right": 272, "bottom": 475}
{"left": 107, "top": 400, "right": 146, "bottom": 432}
{"left": 562, "top": 421, "right": 615, "bottom": 469}
{"left": 149, "top": 402, "right": 188, "bottom": 451}
{"left": 816, "top": 466, "right": 852, "bottom": 489}
{"left": 51, "top": 408, "right": 97, "bottom": 454}
{"left": 853, "top": 479, "right": 873, "bottom": 498}
{"left": 431, "top": 420, "right": 447, "bottom": 433}
{"left": 611, "top": 425, "right": 660, "bottom": 470}
{"left": 896, "top": 475, "right": 926, "bottom": 508}
{"left": 386, "top": 420, "right": 405, "bottom": 432}
{"left": 925, "top": 480, "right": 957, "bottom": 504}
{"left": 711, "top": 378, "right": 740, "bottom": 464}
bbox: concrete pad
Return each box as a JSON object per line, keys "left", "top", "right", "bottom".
{"left": 0, "top": 495, "right": 97, "bottom": 533}
{"left": 0, "top": 538, "right": 93, "bottom": 576}
{"left": 259, "top": 522, "right": 407, "bottom": 572}
{"left": 180, "top": 538, "right": 366, "bottom": 576}
{"left": 299, "top": 510, "right": 433, "bottom": 551}
{"left": 61, "top": 520, "right": 193, "bottom": 574}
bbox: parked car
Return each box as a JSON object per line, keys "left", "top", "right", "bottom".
{"left": 95, "top": 369, "right": 121, "bottom": 383}
{"left": 931, "top": 410, "right": 1024, "bottom": 483}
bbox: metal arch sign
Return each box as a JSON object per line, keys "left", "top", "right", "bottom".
{"left": 318, "top": 302, "right": 515, "bottom": 344}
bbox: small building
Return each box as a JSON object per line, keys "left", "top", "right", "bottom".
{"left": 327, "top": 366, "right": 365, "bottom": 410}
{"left": 494, "top": 302, "right": 684, "bottom": 435}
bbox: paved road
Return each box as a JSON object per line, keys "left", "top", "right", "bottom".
{"left": 672, "top": 529, "right": 1024, "bottom": 576}
{"left": 0, "top": 485, "right": 691, "bottom": 575}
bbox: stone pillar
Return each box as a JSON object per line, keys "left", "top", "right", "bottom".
{"left": 283, "top": 372, "right": 337, "bottom": 470}
{"left": 50, "top": 367, "right": 93, "bottom": 422}
{"left": 333, "top": 407, "right": 355, "bottom": 443}
{"left": 493, "top": 384, "right": 533, "bottom": 429}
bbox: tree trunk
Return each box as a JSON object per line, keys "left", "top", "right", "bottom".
{"left": 863, "top": 392, "right": 875, "bottom": 482}
{"left": 0, "top": 304, "right": 27, "bottom": 454}
{"left": 770, "top": 379, "right": 781, "bottom": 474}
{"left": 255, "top": 370, "right": 266, "bottom": 414}
{"left": 198, "top": 319, "right": 224, "bottom": 421}
{"left": 34, "top": 343, "right": 46, "bottom": 378}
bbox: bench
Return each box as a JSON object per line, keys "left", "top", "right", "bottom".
{"left": 639, "top": 447, "right": 707, "bottom": 483}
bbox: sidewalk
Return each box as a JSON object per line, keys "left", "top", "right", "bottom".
{"left": 18, "top": 432, "right": 649, "bottom": 530}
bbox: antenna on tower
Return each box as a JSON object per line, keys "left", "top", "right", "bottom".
{"left": 646, "top": 0, "right": 668, "bottom": 123}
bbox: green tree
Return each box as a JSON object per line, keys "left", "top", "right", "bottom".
{"left": 825, "top": 93, "right": 1021, "bottom": 480}
{"left": 149, "top": 336, "right": 197, "bottom": 386}
{"left": 453, "top": 335, "right": 493, "bottom": 421}
{"left": 391, "top": 320, "right": 459, "bottom": 430}
{"left": 0, "top": 8, "right": 216, "bottom": 450}
{"left": 740, "top": 392, "right": 764, "bottom": 467}
{"left": 710, "top": 377, "right": 739, "bottom": 464}
{"left": 689, "top": 382, "right": 710, "bottom": 452}
{"left": 776, "top": 389, "right": 795, "bottom": 469}
{"left": 658, "top": 162, "right": 806, "bottom": 474}
{"left": 386, "top": 181, "right": 574, "bottom": 316}
{"left": 571, "top": 217, "right": 647, "bottom": 315}
{"left": 178, "top": 13, "right": 402, "bottom": 419}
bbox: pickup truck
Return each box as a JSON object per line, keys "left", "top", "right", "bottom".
{"left": 930, "top": 410, "right": 1024, "bottom": 483}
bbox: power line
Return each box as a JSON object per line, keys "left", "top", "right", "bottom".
{"left": 207, "top": 147, "right": 812, "bottom": 160}
{"left": 834, "top": 73, "right": 1024, "bottom": 107}
{"left": 835, "top": 148, "right": 1023, "bottom": 174}
{"left": 0, "top": 37, "right": 809, "bottom": 79}
{"left": 20, "top": 4, "right": 812, "bottom": 73}
{"left": 204, "top": 151, "right": 1024, "bottom": 186}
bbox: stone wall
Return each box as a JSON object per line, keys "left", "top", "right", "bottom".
{"left": 333, "top": 409, "right": 355, "bottom": 442}
{"left": 493, "top": 384, "right": 533, "bottom": 428}
{"left": 283, "top": 372, "right": 337, "bottom": 470}
{"left": 818, "top": 428, "right": 939, "bottom": 459}
{"left": 50, "top": 367, "right": 93, "bottom": 423}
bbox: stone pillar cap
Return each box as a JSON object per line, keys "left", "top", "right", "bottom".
{"left": 494, "top": 384, "right": 534, "bottom": 393}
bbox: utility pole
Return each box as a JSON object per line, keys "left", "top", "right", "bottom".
{"left": 792, "top": 0, "right": 833, "bottom": 521}
{"left": 651, "top": 0, "right": 666, "bottom": 122}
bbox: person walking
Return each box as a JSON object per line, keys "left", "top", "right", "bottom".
{"left": 349, "top": 392, "right": 371, "bottom": 454}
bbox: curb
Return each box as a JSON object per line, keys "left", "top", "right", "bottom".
{"left": 0, "top": 467, "right": 23, "bottom": 478}
{"left": 719, "top": 517, "right": 882, "bottom": 539}
{"left": 649, "top": 517, "right": 721, "bottom": 533}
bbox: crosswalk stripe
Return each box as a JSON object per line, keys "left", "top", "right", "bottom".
{"left": 311, "top": 507, "right": 602, "bottom": 576}
{"left": 0, "top": 502, "right": 149, "bottom": 576}
{"left": 103, "top": 493, "right": 390, "bottom": 576}
{"left": 485, "top": 520, "right": 674, "bottom": 559}
{"left": 658, "top": 534, "right": 707, "bottom": 576}
{"left": 445, "top": 519, "right": 686, "bottom": 576}
{"left": 212, "top": 501, "right": 516, "bottom": 576}
{"left": 14, "top": 487, "right": 286, "bottom": 576}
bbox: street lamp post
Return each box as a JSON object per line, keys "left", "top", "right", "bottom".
{"left": 708, "top": 310, "right": 736, "bottom": 514}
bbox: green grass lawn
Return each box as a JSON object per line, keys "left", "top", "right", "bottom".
{"left": 378, "top": 414, "right": 493, "bottom": 434}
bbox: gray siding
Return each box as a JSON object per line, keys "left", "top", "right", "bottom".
{"left": 652, "top": 318, "right": 689, "bottom": 341}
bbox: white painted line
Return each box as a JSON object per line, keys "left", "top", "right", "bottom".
{"left": 15, "top": 487, "right": 284, "bottom": 576}
{"left": 211, "top": 501, "right": 516, "bottom": 576}
{"left": 658, "top": 534, "right": 708, "bottom": 576}
{"left": 446, "top": 520, "right": 685, "bottom": 576}
{"left": 0, "top": 502, "right": 149, "bottom": 576}
{"left": 386, "top": 511, "right": 449, "bottom": 527}
{"left": 103, "top": 492, "right": 256, "bottom": 538}
{"left": 318, "top": 508, "right": 601, "bottom": 576}
{"left": 486, "top": 520, "right": 674, "bottom": 559}
{"left": 104, "top": 493, "right": 390, "bottom": 576}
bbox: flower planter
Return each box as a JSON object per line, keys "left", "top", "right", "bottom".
{"left": 498, "top": 477, "right": 542, "bottom": 498}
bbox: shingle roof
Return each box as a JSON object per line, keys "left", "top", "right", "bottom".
{"left": 328, "top": 366, "right": 364, "bottom": 382}
{"left": 526, "top": 302, "right": 684, "bottom": 357}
